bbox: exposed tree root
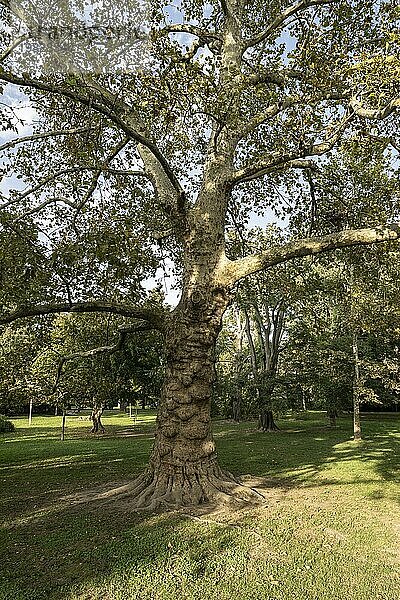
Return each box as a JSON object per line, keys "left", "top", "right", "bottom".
{"left": 111, "top": 459, "right": 266, "bottom": 511}
{"left": 62, "top": 461, "right": 266, "bottom": 512}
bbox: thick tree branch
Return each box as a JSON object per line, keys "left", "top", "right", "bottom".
{"left": 350, "top": 97, "right": 400, "bottom": 120}
{"left": 82, "top": 76, "right": 188, "bottom": 227}
{"left": 245, "top": 0, "right": 337, "bottom": 48}
{"left": 0, "top": 302, "right": 166, "bottom": 331}
{"left": 52, "top": 323, "right": 154, "bottom": 391}
{"left": 243, "top": 67, "right": 307, "bottom": 89}
{"left": 219, "top": 225, "right": 400, "bottom": 284}
{"left": 0, "top": 68, "right": 184, "bottom": 203}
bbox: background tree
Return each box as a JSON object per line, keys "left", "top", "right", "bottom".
{"left": 280, "top": 249, "right": 400, "bottom": 427}
{"left": 0, "top": 320, "right": 49, "bottom": 417}
{"left": 33, "top": 313, "right": 163, "bottom": 420}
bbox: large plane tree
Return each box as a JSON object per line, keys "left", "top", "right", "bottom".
{"left": 0, "top": 0, "right": 399, "bottom": 508}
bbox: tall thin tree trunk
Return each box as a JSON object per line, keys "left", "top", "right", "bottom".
{"left": 353, "top": 331, "right": 362, "bottom": 441}
{"left": 61, "top": 409, "right": 66, "bottom": 441}
{"left": 28, "top": 397, "right": 33, "bottom": 425}
{"left": 232, "top": 394, "right": 242, "bottom": 422}
{"left": 328, "top": 409, "right": 337, "bottom": 427}
{"left": 91, "top": 404, "right": 105, "bottom": 433}
{"left": 232, "top": 306, "right": 244, "bottom": 422}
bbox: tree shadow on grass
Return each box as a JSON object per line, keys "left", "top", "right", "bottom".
{"left": 0, "top": 490, "right": 277, "bottom": 600}
{"left": 0, "top": 413, "right": 399, "bottom": 599}
{"left": 0, "top": 506, "right": 208, "bottom": 599}
{"left": 215, "top": 414, "right": 400, "bottom": 500}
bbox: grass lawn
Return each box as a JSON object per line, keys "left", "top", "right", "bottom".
{"left": 0, "top": 410, "right": 399, "bottom": 600}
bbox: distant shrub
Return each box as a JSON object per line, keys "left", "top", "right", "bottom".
{"left": 0, "top": 415, "right": 15, "bottom": 433}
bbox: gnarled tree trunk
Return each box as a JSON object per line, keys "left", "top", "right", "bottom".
{"left": 128, "top": 287, "right": 262, "bottom": 509}
{"left": 91, "top": 404, "right": 105, "bottom": 433}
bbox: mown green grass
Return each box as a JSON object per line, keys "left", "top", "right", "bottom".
{"left": 0, "top": 411, "right": 399, "bottom": 600}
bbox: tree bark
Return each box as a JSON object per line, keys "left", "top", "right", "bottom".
{"left": 256, "top": 376, "right": 279, "bottom": 432}
{"left": 232, "top": 306, "right": 244, "bottom": 422}
{"left": 91, "top": 404, "right": 105, "bottom": 433}
{"left": 28, "top": 397, "right": 33, "bottom": 425}
{"left": 328, "top": 409, "right": 337, "bottom": 427}
{"left": 61, "top": 409, "right": 66, "bottom": 441}
{"left": 353, "top": 332, "right": 362, "bottom": 441}
{"left": 232, "top": 394, "right": 242, "bottom": 422}
{"left": 127, "top": 293, "right": 263, "bottom": 509}
{"left": 258, "top": 409, "right": 279, "bottom": 432}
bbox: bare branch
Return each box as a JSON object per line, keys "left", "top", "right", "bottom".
{"left": 0, "top": 302, "right": 166, "bottom": 331}
{"left": 0, "top": 33, "right": 29, "bottom": 62}
{"left": 0, "top": 168, "right": 83, "bottom": 210}
{"left": 245, "top": 0, "right": 337, "bottom": 48}
{"left": 73, "top": 137, "right": 130, "bottom": 223}
{"left": 0, "top": 68, "right": 184, "bottom": 202}
{"left": 160, "top": 24, "right": 221, "bottom": 41}
{"left": 104, "top": 168, "right": 154, "bottom": 178}
{"left": 13, "top": 197, "right": 75, "bottom": 221}
{"left": 0, "top": 127, "right": 92, "bottom": 153}
{"left": 286, "top": 159, "right": 318, "bottom": 170}
{"left": 219, "top": 225, "right": 400, "bottom": 284}
{"left": 238, "top": 91, "right": 349, "bottom": 141}
{"left": 232, "top": 112, "right": 352, "bottom": 184}
{"left": 52, "top": 323, "right": 154, "bottom": 391}
{"left": 1, "top": 158, "right": 151, "bottom": 220}
{"left": 238, "top": 98, "right": 298, "bottom": 139}
{"left": 358, "top": 132, "right": 400, "bottom": 154}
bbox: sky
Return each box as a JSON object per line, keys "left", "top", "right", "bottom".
{"left": 0, "top": 86, "right": 36, "bottom": 196}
